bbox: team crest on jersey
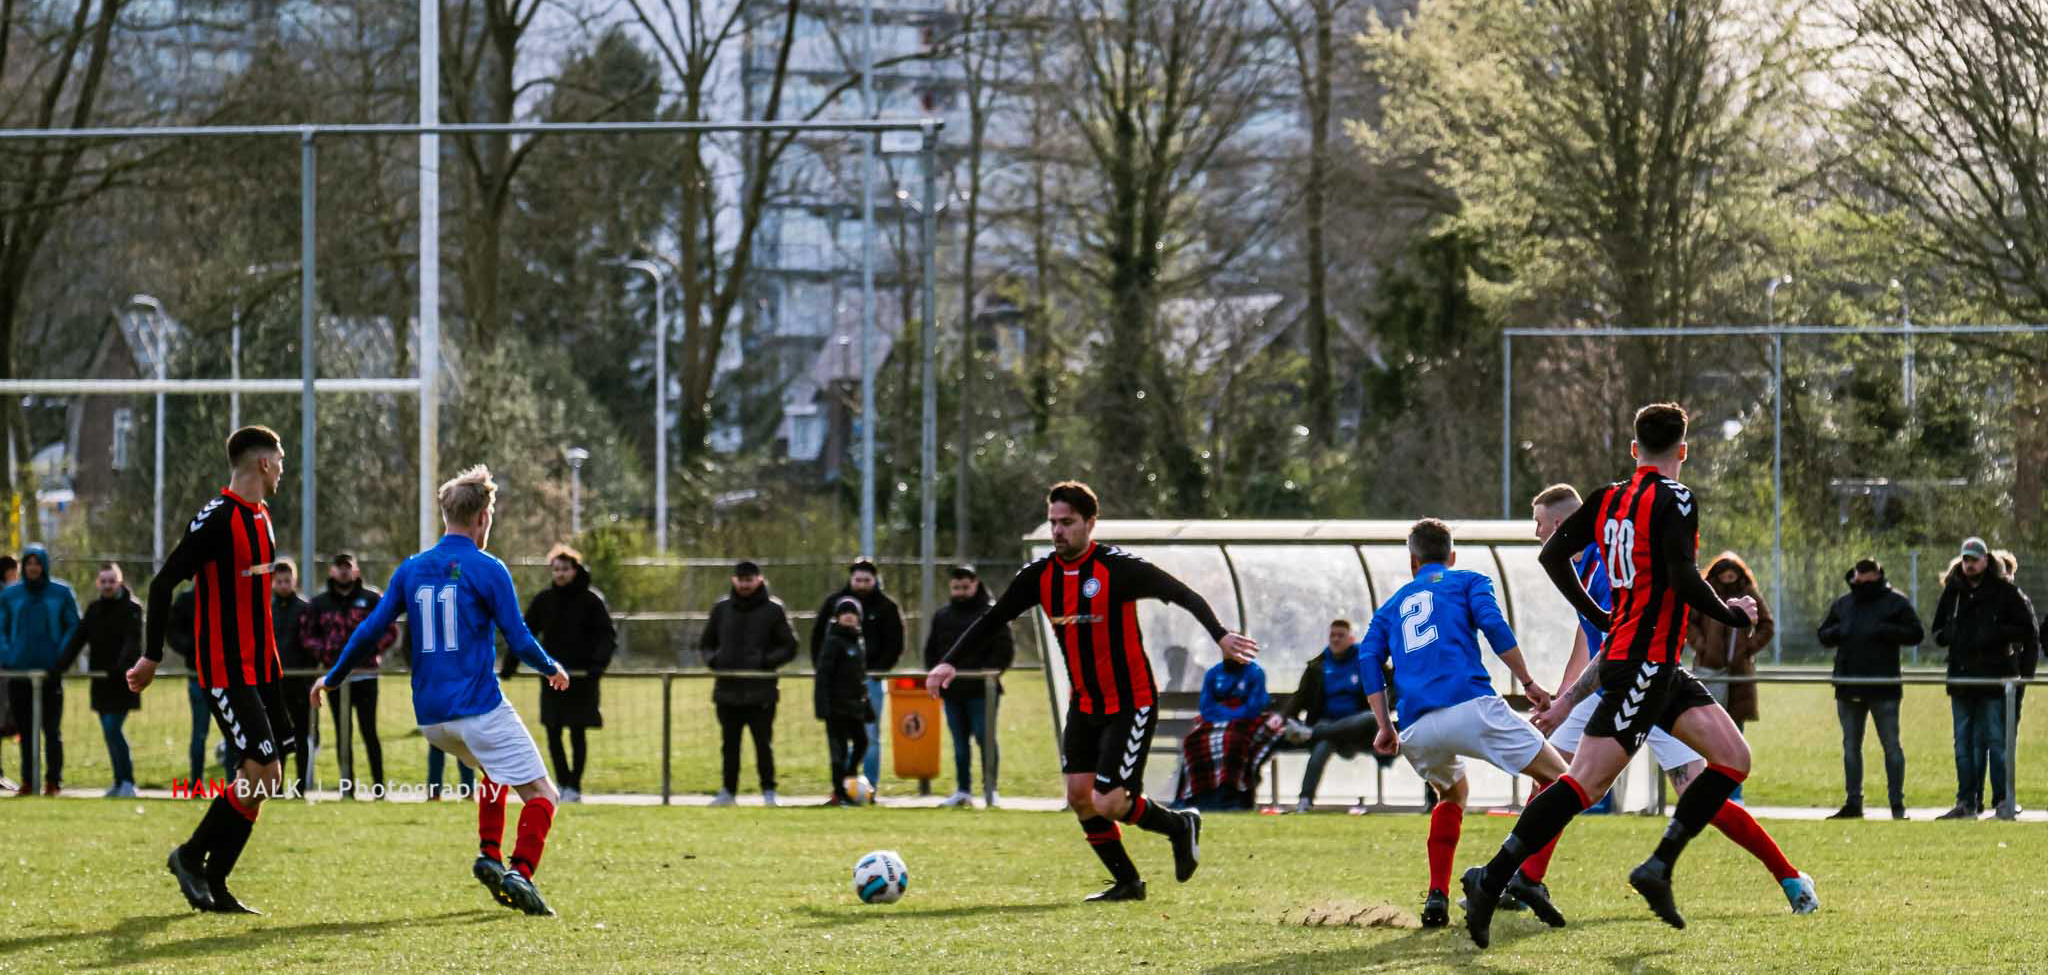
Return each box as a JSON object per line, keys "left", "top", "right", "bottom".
{"left": 1081, "top": 578, "right": 1102, "bottom": 599}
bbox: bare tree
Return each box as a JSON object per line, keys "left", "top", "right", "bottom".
{"left": 1266, "top": 0, "right": 1350, "bottom": 448}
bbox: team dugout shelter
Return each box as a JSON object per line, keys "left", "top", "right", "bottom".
{"left": 1021, "top": 519, "right": 1668, "bottom": 813}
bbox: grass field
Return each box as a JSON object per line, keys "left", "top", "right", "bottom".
{"left": 3, "top": 799, "right": 2045, "bottom": 972}
{"left": 28, "top": 671, "right": 2048, "bottom": 810}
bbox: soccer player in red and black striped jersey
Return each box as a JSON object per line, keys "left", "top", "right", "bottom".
{"left": 1461, "top": 403, "right": 1762, "bottom": 948}
{"left": 927, "top": 481, "right": 1260, "bottom": 902}
{"left": 127, "top": 425, "right": 294, "bottom": 915}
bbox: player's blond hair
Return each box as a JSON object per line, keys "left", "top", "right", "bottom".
{"left": 1531, "top": 483, "right": 1581, "bottom": 511}
{"left": 438, "top": 464, "right": 498, "bottom": 527}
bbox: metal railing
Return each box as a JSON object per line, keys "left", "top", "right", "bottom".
{"left": 0, "top": 666, "right": 1018, "bottom": 805}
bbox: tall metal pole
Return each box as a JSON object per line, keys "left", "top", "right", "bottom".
{"left": 418, "top": 0, "right": 441, "bottom": 549}
{"left": 1772, "top": 331, "right": 1784, "bottom": 665}
{"left": 626, "top": 260, "right": 668, "bottom": 554}
{"left": 131, "top": 294, "right": 168, "bottom": 565}
{"left": 229, "top": 321, "right": 241, "bottom": 431}
{"left": 1500, "top": 332, "right": 1512, "bottom": 519}
{"left": 919, "top": 126, "right": 939, "bottom": 638}
{"left": 301, "top": 132, "right": 318, "bottom": 569}
{"left": 858, "top": 0, "right": 877, "bottom": 558}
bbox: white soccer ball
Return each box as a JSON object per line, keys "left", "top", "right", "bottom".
{"left": 853, "top": 849, "right": 909, "bottom": 905}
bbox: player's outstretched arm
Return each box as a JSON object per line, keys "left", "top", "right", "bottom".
{"left": 1538, "top": 502, "right": 1609, "bottom": 631}
{"left": 1536, "top": 658, "right": 1604, "bottom": 734}
{"left": 930, "top": 562, "right": 1044, "bottom": 696}
{"left": 1657, "top": 512, "right": 1752, "bottom": 629}
{"left": 486, "top": 558, "right": 567, "bottom": 688}
{"left": 1496, "top": 647, "right": 1550, "bottom": 713}
{"left": 320, "top": 563, "right": 410, "bottom": 700}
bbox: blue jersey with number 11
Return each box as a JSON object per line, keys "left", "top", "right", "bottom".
{"left": 1358, "top": 563, "right": 1519, "bottom": 729}
{"left": 325, "top": 533, "right": 560, "bottom": 726}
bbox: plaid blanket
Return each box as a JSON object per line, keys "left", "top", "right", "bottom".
{"left": 1176, "top": 713, "right": 1287, "bottom": 804}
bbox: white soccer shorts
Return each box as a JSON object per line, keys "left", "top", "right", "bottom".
{"left": 1398, "top": 695, "right": 1547, "bottom": 791}
{"left": 1547, "top": 691, "right": 1703, "bottom": 771}
{"left": 420, "top": 698, "right": 549, "bottom": 787}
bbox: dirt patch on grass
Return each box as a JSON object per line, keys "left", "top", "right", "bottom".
{"left": 1278, "top": 901, "right": 1420, "bottom": 929}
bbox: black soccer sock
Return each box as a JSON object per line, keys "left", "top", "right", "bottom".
{"left": 1121, "top": 795, "right": 1181, "bottom": 837}
{"left": 1481, "top": 775, "right": 1592, "bottom": 893}
{"left": 1648, "top": 764, "right": 1744, "bottom": 874}
{"left": 1080, "top": 816, "right": 1140, "bottom": 884}
{"left": 204, "top": 791, "right": 260, "bottom": 889}
{"left": 185, "top": 793, "right": 241, "bottom": 868}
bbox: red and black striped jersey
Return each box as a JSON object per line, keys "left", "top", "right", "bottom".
{"left": 1539, "top": 466, "right": 1750, "bottom": 665}
{"left": 943, "top": 542, "right": 1229, "bottom": 715}
{"left": 144, "top": 488, "right": 281, "bottom": 688}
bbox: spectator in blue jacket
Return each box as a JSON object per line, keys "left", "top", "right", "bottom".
{"left": 0, "top": 544, "right": 81, "bottom": 795}
{"left": 1279, "top": 619, "right": 1393, "bottom": 812}
{"left": 1199, "top": 657, "right": 1269, "bottom": 723}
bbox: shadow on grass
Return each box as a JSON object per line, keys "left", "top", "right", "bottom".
{"left": 1199, "top": 913, "right": 1740, "bottom": 974}
{"left": 793, "top": 903, "right": 1068, "bottom": 928}
{"left": 0, "top": 908, "right": 506, "bottom": 968}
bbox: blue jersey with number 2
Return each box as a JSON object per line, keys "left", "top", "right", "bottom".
{"left": 324, "top": 533, "right": 560, "bottom": 725}
{"left": 1358, "top": 563, "right": 1519, "bottom": 729}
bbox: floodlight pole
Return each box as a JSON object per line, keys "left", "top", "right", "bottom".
{"left": 858, "top": 0, "right": 877, "bottom": 560}
{"left": 301, "top": 131, "right": 318, "bottom": 569}
{"left": 130, "top": 294, "right": 168, "bottom": 567}
{"left": 624, "top": 260, "right": 669, "bottom": 554}
{"left": 419, "top": 0, "right": 441, "bottom": 550}
{"left": 919, "top": 124, "right": 939, "bottom": 637}
{"left": 1767, "top": 277, "right": 1790, "bottom": 665}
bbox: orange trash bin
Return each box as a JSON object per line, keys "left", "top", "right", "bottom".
{"left": 889, "top": 678, "right": 941, "bottom": 780}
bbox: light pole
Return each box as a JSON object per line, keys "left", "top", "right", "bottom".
{"left": 622, "top": 259, "right": 669, "bottom": 554}
{"left": 1765, "top": 274, "right": 1790, "bottom": 664}
{"left": 858, "top": 0, "right": 877, "bottom": 560}
{"left": 1890, "top": 278, "right": 1915, "bottom": 416}
{"left": 896, "top": 165, "right": 946, "bottom": 636}
{"left": 130, "top": 294, "right": 169, "bottom": 568}
{"left": 564, "top": 446, "right": 589, "bottom": 537}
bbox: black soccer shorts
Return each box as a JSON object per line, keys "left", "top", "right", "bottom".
{"left": 1062, "top": 704, "right": 1159, "bottom": 794}
{"left": 1583, "top": 658, "right": 1718, "bottom": 754}
{"left": 206, "top": 680, "right": 297, "bottom": 767}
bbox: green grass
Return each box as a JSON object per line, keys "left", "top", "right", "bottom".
{"left": 35, "top": 672, "right": 2047, "bottom": 810}
{"left": 3, "top": 799, "right": 2045, "bottom": 972}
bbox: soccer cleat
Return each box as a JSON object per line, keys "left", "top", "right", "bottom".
{"left": 166, "top": 847, "right": 215, "bottom": 911}
{"left": 205, "top": 887, "right": 263, "bottom": 915}
{"left": 1420, "top": 889, "right": 1449, "bottom": 928}
{"left": 1507, "top": 872, "right": 1567, "bottom": 928}
{"left": 1782, "top": 872, "right": 1819, "bottom": 915}
{"left": 1171, "top": 809, "right": 1203, "bottom": 882}
{"left": 1827, "top": 804, "right": 1863, "bottom": 820}
{"left": 498, "top": 870, "right": 556, "bottom": 916}
{"left": 1084, "top": 879, "right": 1147, "bottom": 903}
{"left": 1627, "top": 859, "right": 1686, "bottom": 930}
{"left": 474, "top": 856, "right": 514, "bottom": 907}
{"left": 1460, "top": 867, "right": 1500, "bottom": 949}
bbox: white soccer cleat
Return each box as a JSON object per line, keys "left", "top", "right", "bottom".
{"left": 1782, "top": 872, "right": 1818, "bottom": 914}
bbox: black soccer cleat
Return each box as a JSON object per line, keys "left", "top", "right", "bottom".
{"left": 205, "top": 886, "right": 263, "bottom": 915}
{"left": 498, "top": 870, "right": 556, "bottom": 917}
{"left": 1460, "top": 866, "right": 1500, "bottom": 949}
{"left": 1085, "top": 879, "right": 1147, "bottom": 903}
{"left": 1171, "top": 808, "right": 1203, "bottom": 882}
{"left": 474, "top": 855, "right": 514, "bottom": 908}
{"left": 166, "top": 847, "right": 214, "bottom": 912}
{"left": 1507, "top": 872, "right": 1567, "bottom": 928}
{"left": 1627, "top": 859, "right": 1686, "bottom": 930}
{"left": 1420, "top": 888, "right": 1449, "bottom": 928}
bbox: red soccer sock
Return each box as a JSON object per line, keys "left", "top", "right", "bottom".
{"left": 1426, "top": 801, "right": 1464, "bottom": 893}
{"left": 478, "top": 775, "right": 507, "bottom": 862}
{"left": 1711, "top": 800, "right": 1798, "bottom": 882}
{"left": 510, "top": 796, "right": 556, "bottom": 879}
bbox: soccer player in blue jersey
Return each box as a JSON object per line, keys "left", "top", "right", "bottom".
{"left": 311, "top": 465, "right": 571, "bottom": 917}
{"left": 1523, "top": 485, "right": 1815, "bottom": 913}
{"left": 1356, "top": 518, "right": 1568, "bottom": 930}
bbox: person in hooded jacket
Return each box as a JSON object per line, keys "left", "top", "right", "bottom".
{"left": 1816, "top": 558, "right": 1923, "bottom": 820}
{"left": 816, "top": 597, "right": 873, "bottom": 806}
{"left": 700, "top": 561, "right": 799, "bottom": 806}
{"left": 1931, "top": 537, "right": 2034, "bottom": 819}
{"left": 302, "top": 553, "right": 396, "bottom": 798}
{"left": 810, "top": 559, "right": 904, "bottom": 786}
{"left": 503, "top": 544, "right": 615, "bottom": 803}
{"left": 55, "top": 562, "right": 143, "bottom": 797}
{"left": 1685, "top": 551, "right": 1774, "bottom": 731}
{"left": 921, "top": 566, "right": 1014, "bottom": 808}
{"left": 0, "top": 544, "right": 80, "bottom": 794}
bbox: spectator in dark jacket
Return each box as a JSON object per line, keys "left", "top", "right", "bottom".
{"left": 922, "top": 566, "right": 1015, "bottom": 808}
{"left": 504, "top": 544, "right": 616, "bottom": 803}
{"left": 1278, "top": 620, "right": 1390, "bottom": 813}
{"left": 1816, "top": 558, "right": 1923, "bottom": 820}
{"left": 270, "top": 559, "right": 316, "bottom": 796}
{"left": 302, "top": 553, "right": 396, "bottom": 798}
{"left": 811, "top": 558, "right": 904, "bottom": 786}
{"left": 54, "top": 563, "right": 142, "bottom": 797}
{"left": 1931, "top": 538, "right": 2034, "bottom": 819}
{"left": 0, "top": 544, "right": 79, "bottom": 794}
{"left": 817, "top": 597, "right": 874, "bottom": 806}
{"left": 701, "top": 561, "right": 799, "bottom": 806}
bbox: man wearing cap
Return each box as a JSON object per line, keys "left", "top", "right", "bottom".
{"left": 700, "top": 561, "right": 800, "bottom": 806}
{"left": 301, "top": 552, "right": 397, "bottom": 798}
{"left": 1932, "top": 537, "right": 2034, "bottom": 819}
